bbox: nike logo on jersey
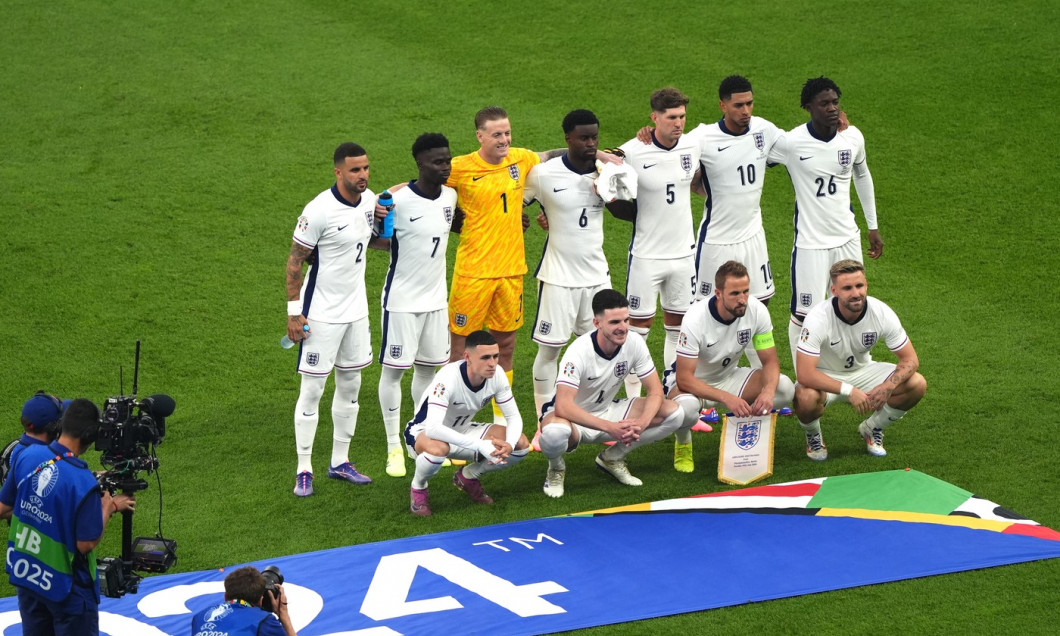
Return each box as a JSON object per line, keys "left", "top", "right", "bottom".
{"left": 337, "top": 224, "right": 349, "bottom": 231}
{"left": 410, "top": 216, "right": 423, "bottom": 222}
{"left": 717, "top": 146, "right": 731, "bottom": 152}
{"left": 705, "top": 342, "right": 718, "bottom": 348}
{"left": 453, "top": 401, "right": 466, "bottom": 405}
{"left": 553, "top": 188, "right": 568, "bottom": 192}
{"left": 587, "top": 376, "right": 600, "bottom": 380}
{"left": 830, "top": 339, "right": 842, "bottom": 346}
{"left": 472, "top": 175, "right": 486, "bottom": 181}
{"left": 799, "top": 156, "right": 813, "bottom": 161}
{"left": 642, "top": 163, "right": 657, "bottom": 169}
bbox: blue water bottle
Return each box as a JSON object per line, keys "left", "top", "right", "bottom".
{"left": 377, "top": 190, "right": 395, "bottom": 238}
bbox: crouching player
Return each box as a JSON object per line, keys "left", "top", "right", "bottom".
{"left": 404, "top": 330, "right": 530, "bottom": 515}
{"left": 538, "top": 289, "right": 682, "bottom": 497}
{"left": 793, "top": 260, "right": 926, "bottom": 459}
{"left": 666, "top": 261, "right": 795, "bottom": 472}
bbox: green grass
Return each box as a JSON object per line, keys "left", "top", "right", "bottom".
{"left": 2, "top": 0, "right": 1059, "bottom": 633}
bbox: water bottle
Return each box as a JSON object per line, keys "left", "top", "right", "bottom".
{"left": 280, "top": 324, "right": 310, "bottom": 349}
{"left": 377, "top": 190, "right": 395, "bottom": 238}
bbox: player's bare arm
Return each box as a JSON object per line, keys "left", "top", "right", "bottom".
{"left": 867, "top": 342, "right": 919, "bottom": 409}
{"left": 748, "top": 347, "right": 782, "bottom": 415}
{"left": 536, "top": 148, "right": 566, "bottom": 162}
{"left": 868, "top": 229, "right": 884, "bottom": 259}
{"left": 368, "top": 236, "right": 390, "bottom": 251}
{"left": 605, "top": 199, "right": 636, "bottom": 222}
{"left": 449, "top": 206, "right": 465, "bottom": 234}
{"left": 285, "top": 242, "right": 313, "bottom": 340}
{"left": 635, "top": 372, "right": 667, "bottom": 430}
{"left": 690, "top": 168, "right": 706, "bottom": 197}
{"left": 553, "top": 385, "right": 634, "bottom": 443}
{"left": 675, "top": 356, "right": 750, "bottom": 417}
{"left": 796, "top": 351, "right": 872, "bottom": 414}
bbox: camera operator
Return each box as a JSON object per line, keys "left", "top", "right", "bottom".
{"left": 0, "top": 392, "right": 68, "bottom": 487}
{"left": 0, "top": 398, "right": 135, "bottom": 635}
{"left": 191, "top": 566, "right": 297, "bottom": 636}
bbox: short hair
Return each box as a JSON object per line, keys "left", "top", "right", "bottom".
{"left": 333, "top": 142, "right": 367, "bottom": 166}
{"left": 801, "top": 76, "right": 841, "bottom": 108}
{"left": 718, "top": 75, "right": 753, "bottom": 100}
{"left": 60, "top": 398, "right": 100, "bottom": 445}
{"left": 412, "top": 133, "right": 449, "bottom": 158}
{"left": 829, "top": 259, "right": 865, "bottom": 282}
{"left": 650, "top": 87, "right": 689, "bottom": 113}
{"left": 474, "top": 106, "right": 508, "bottom": 130}
{"left": 562, "top": 109, "right": 599, "bottom": 134}
{"left": 714, "top": 260, "right": 750, "bottom": 291}
{"left": 592, "top": 289, "right": 629, "bottom": 315}
{"left": 465, "top": 330, "right": 498, "bottom": 349}
{"left": 224, "top": 566, "right": 267, "bottom": 604}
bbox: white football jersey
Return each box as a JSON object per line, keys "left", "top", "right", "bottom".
{"left": 381, "top": 181, "right": 456, "bottom": 313}
{"left": 410, "top": 360, "right": 515, "bottom": 429}
{"left": 293, "top": 185, "right": 377, "bottom": 323}
{"left": 677, "top": 296, "right": 774, "bottom": 385}
{"left": 768, "top": 123, "right": 870, "bottom": 249}
{"left": 619, "top": 125, "right": 705, "bottom": 259}
{"left": 797, "top": 296, "right": 909, "bottom": 373}
{"left": 556, "top": 330, "right": 655, "bottom": 414}
{"left": 697, "top": 117, "right": 783, "bottom": 244}
{"left": 524, "top": 155, "right": 609, "bottom": 288}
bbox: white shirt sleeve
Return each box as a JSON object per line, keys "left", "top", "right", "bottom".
{"left": 293, "top": 204, "right": 324, "bottom": 249}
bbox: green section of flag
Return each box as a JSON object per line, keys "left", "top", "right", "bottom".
{"left": 808, "top": 470, "right": 972, "bottom": 515}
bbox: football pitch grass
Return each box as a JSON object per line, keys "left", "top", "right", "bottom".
{"left": 2, "top": 0, "right": 1058, "bottom": 633}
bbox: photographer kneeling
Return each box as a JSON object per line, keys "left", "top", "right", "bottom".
{"left": 0, "top": 398, "right": 136, "bottom": 635}
{"left": 192, "top": 566, "right": 297, "bottom": 636}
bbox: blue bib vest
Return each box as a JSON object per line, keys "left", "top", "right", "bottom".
{"left": 192, "top": 601, "right": 281, "bottom": 635}
{"left": 5, "top": 442, "right": 101, "bottom": 602}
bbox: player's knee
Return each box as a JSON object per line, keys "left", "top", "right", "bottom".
{"left": 535, "top": 344, "right": 561, "bottom": 363}
{"left": 672, "top": 393, "right": 701, "bottom": 429}
{"left": 775, "top": 375, "right": 796, "bottom": 407}
{"left": 656, "top": 400, "right": 683, "bottom": 432}
{"left": 515, "top": 433, "right": 531, "bottom": 451}
{"left": 793, "top": 384, "right": 823, "bottom": 415}
{"left": 539, "top": 423, "right": 572, "bottom": 457}
{"left": 419, "top": 439, "right": 449, "bottom": 457}
{"left": 910, "top": 372, "right": 927, "bottom": 396}
{"left": 298, "top": 375, "right": 327, "bottom": 403}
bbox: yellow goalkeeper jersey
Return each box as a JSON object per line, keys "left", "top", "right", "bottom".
{"left": 448, "top": 147, "right": 541, "bottom": 278}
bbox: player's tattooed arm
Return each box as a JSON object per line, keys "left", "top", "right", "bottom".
{"left": 285, "top": 243, "right": 313, "bottom": 300}
{"left": 536, "top": 148, "right": 566, "bottom": 162}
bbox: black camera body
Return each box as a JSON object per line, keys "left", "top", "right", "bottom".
{"left": 93, "top": 343, "right": 178, "bottom": 598}
{"left": 260, "top": 566, "right": 285, "bottom": 613}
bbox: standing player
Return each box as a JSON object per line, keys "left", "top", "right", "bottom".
{"left": 284, "top": 142, "right": 388, "bottom": 497}
{"left": 538, "top": 289, "right": 682, "bottom": 498}
{"left": 793, "top": 260, "right": 926, "bottom": 460}
{"left": 377, "top": 133, "right": 457, "bottom": 478}
{"left": 524, "top": 109, "right": 613, "bottom": 417}
{"left": 445, "top": 106, "right": 551, "bottom": 423}
{"left": 405, "top": 331, "right": 530, "bottom": 516}
{"left": 618, "top": 88, "right": 705, "bottom": 397}
{"left": 665, "top": 261, "right": 795, "bottom": 472}
{"left": 767, "top": 77, "right": 883, "bottom": 369}
{"left": 694, "top": 75, "right": 783, "bottom": 306}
